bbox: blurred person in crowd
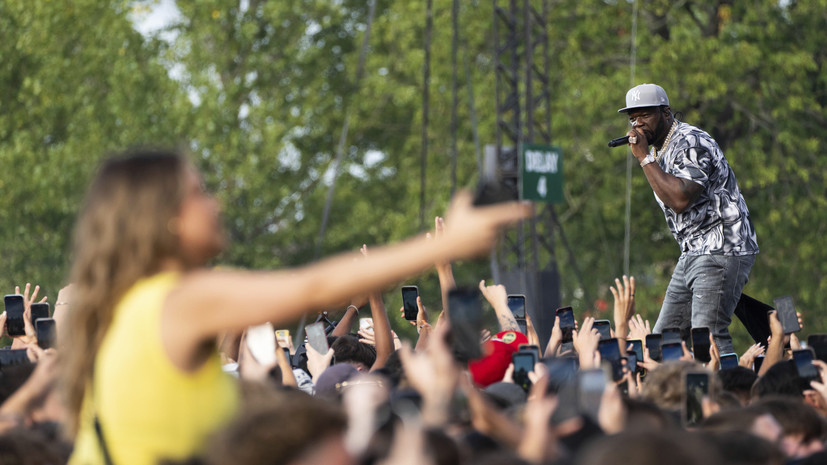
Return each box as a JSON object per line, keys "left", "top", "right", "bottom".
{"left": 61, "top": 149, "right": 531, "bottom": 465}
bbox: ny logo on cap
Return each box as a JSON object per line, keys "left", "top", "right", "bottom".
{"left": 630, "top": 89, "right": 641, "bottom": 101}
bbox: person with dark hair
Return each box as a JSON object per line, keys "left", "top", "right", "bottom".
{"left": 202, "top": 389, "right": 350, "bottom": 465}
{"left": 718, "top": 366, "right": 758, "bottom": 406}
{"left": 575, "top": 430, "right": 723, "bottom": 465}
{"left": 700, "top": 406, "right": 782, "bottom": 443}
{"left": 754, "top": 396, "right": 826, "bottom": 459}
{"left": 752, "top": 360, "right": 803, "bottom": 399}
{"left": 618, "top": 83, "right": 758, "bottom": 355}
{"left": 332, "top": 335, "right": 377, "bottom": 372}
{"left": 699, "top": 431, "right": 786, "bottom": 465}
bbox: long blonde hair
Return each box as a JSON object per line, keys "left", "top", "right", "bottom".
{"left": 62, "top": 150, "right": 188, "bottom": 435}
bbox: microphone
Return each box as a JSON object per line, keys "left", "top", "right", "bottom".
{"left": 608, "top": 136, "right": 630, "bottom": 147}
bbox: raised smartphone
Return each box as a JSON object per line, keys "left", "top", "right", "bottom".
{"left": 594, "top": 320, "right": 611, "bottom": 341}
{"left": 305, "top": 322, "right": 329, "bottom": 355}
{"left": 4, "top": 294, "right": 26, "bottom": 337}
{"left": 662, "top": 341, "right": 683, "bottom": 361}
{"left": 720, "top": 353, "right": 739, "bottom": 370}
{"left": 645, "top": 334, "right": 663, "bottom": 362}
{"left": 683, "top": 371, "right": 709, "bottom": 427}
{"left": 30, "top": 302, "right": 50, "bottom": 323}
{"left": 507, "top": 294, "right": 527, "bottom": 334}
{"left": 36, "top": 318, "right": 57, "bottom": 350}
{"left": 556, "top": 307, "right": 575, "bottom": 344}
{"left": 662, "top": 327, "right": 682, "bottom": 345}
{"left": 447, "top": 287, "right": 483, "bottom": 361}
{"left": 512, "top": 351, "right": 536, "bottom": 391}
{"left": 401, "top": 285, "right": 419, "bottom": 321}
{"left": 691, "top": 327, "right": 711, "bottom": 364}
{"left": 773, "top": 296, "right": 800, "bottom": 334}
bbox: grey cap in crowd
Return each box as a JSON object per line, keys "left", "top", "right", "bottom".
{"left": 617, "top": 83, "right": 670, "bottom": 113}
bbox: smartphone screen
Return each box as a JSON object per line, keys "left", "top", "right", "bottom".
{"left": 359, "top": 318, "right": 374, "bottom": 332}
{"left": 512, "top": 352, "right": 536, "bottom": 391}
{"left": 720, "top": 353, "right": 739, "bottom": 370}
{"left": 628, "top": 339, "right": 644, "bottom": 362}
{"left": 508, "top": 295, "right": 527, "bottom": 334}
{"left": 0, "top": 349, "right": 30, "bottom": 367}
{"left": 807, "top": 334, "right": 827, "bottom": 363}
{"left": 645, "top": 334, "right": 663, "bottom": 362}
{"left": 36, "top": 318, "right": 57, "bottom": 350}
{"left": 556, "top": 307, "right": 575, "bottom": 344}
{"left": 793, "top": 349, "right": 819, "bottom": 386}
{"left": 753, "top": 354, "right": 765, "bottom": 373}
{"left": 401, "top": 285, "right": 419, "bottom": 321}
{"left": 691, "top": 327, "right": 711, "bottom": 364}
{"left": 519, "top": 344, "right": 540, "bottom": 362}
{"left": 4, "top": 294, "right": 26, "bottom": 337}
{"left": 662, "top": 327, "right": 682, "bottom": 345}
{"left": 683, "top": 372, "right": 709, "bottom": 427}
{"left": 662, "top": 342, "right": 683, "bottom": 361}
{"left": 275, "top": 329, "right": 291, "bottom": 349}
{"left": 578, "top": 369, "right": 607, "bottom": 422}
{"left": 305, "top": 322, "right": 329, "bottom": 355}
{"left": 447, "top": 287, "right": 483, "bottom": 361}
{"left": 773, "top": 296, "right": 800, "bottom": 334}
{"left": 594, "top": 320, "right": 612, "bottom": 341}
{"left": 598, "top": 338, "right": 623, "bottom": 381}
{"left": 626, "top": 353, "right": 637, "bottom": 375}
{"left": 31, "top": 302, "right": 50, "bottom": 323}
{"left": 507, "top": 295, "right": 526, "bottom": 318}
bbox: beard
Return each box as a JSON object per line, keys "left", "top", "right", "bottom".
{"left": 651, "top": 112, "right": 670, "bottom": 148}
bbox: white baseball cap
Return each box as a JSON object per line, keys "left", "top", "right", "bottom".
{"left": 617, "top": 83, "right": 670, "bottom": 113}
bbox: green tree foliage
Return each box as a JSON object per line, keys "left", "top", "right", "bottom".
{"left": 0, "top": 0, "right": 184, "bottom": 298}
{"left": 2, "top": 0, "right": 826, "bottom": 351}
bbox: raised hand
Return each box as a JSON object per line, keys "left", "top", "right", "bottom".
{"left": 628, "top": 314, "right": 651, "bottom": 341}
{"left": 610, "top": 275, "right": 635, "bottom": 340}
{"left": 441, "top": 191, "right": 534, "bottom": 260}
{"left": 739, "top": 343, "right": 764, "bottom": 369}
{"left": 574, "top": 317, "right": 600, "bottom": 369}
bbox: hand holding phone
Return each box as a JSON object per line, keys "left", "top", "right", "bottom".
{"left": 305, "top": 322, "right": 330, "bottom": 355}
{"left": 793, "top": 348, "right": 819, "bottom": 390}
{"left": 773, "top": 296, "right": 800, "bottom": 334}
{"left": 4, "top": 294, "right": 26, "bottom": 337}
{"left": 645, "top": 334, "right": 663, "bottom": 362}
{"left": 661, "top": 341, "right": 683, "bottom": 362}
{"left": 401, "top": 286, "right": 419, "bottom": 321}
{"left": 447, "top": 287, "right": 483, "bottom": 361}
{"left": 36, "top": 318, "right": 57, "bottom": 350}
{"left": 691, "top": 327, "right": 711, "bottom": 364}
{"left": 507, "top": 294, "right": 527, "bottom": 335}
{"left": 682, "top": 371, "right": 709, "bottom": 427}
{"left": 512, "top": 351, "right": 536, "bottom": 391}
{"left": 30, "top": 302, "right": 50, "bottom": 323}
{"left": 556, "top": 307, "right": 575, "bottom": 344}
{"left": 593, "top": 320, "right": 612, "bottom": 341}
{"left": 719, "top": 353, "right": 739, "bottom": 370}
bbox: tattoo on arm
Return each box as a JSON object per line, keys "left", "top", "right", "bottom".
{"left": 496, "top": 311, "right": 520, "bottom": 332}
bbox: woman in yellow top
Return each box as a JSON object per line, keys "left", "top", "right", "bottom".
{"left": 62, "top": 149, "right": 531, "bottom": 465}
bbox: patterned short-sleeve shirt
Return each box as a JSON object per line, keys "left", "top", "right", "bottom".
{"left": 654, "top": 121, "right": 758, "bottom": 256}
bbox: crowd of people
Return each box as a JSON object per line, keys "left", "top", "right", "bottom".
{"left": 0, "top": 149, "right": 825, "bottom": 465}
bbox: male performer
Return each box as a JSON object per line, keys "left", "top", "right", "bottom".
{"left": 619, "top": 83, "right": 758, "bottom": 354}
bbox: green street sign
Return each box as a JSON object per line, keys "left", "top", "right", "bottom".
{"left": 521, "top": 144, "right": 563, "bottom": 203}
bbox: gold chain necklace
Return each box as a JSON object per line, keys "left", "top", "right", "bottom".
{"left": 653, "top": 120, "right": 678, "bottom": 161}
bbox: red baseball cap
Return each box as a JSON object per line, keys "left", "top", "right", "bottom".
{"left": 468, "top": 331, "right": 528, "bottom": 387}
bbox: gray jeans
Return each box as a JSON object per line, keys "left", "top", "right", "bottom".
{"left": 653, "top": 253, "right": 756, "bottom": 355}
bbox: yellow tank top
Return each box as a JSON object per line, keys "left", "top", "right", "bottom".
{"left": 70, "top": 272, "right": 239, "bottom": 465}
